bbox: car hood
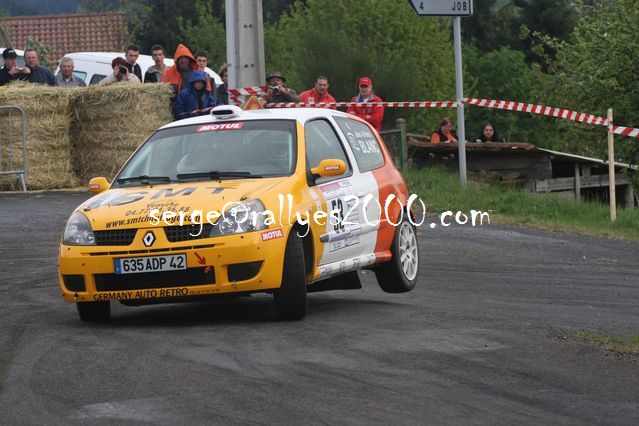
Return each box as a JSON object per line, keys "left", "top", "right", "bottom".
{"left": 78, "top": 178, "right": 288, "bottom": 230}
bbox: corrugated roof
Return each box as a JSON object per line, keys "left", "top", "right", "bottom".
{"left": 1, "top": 12, "right": 128, "bottom": 65}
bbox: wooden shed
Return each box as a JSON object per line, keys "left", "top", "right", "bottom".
{"left": 407, "top": 137, "right": 637, "bottom": 207}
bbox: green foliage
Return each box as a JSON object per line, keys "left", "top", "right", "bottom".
{"left": 405, "top": 166, "right": 639, "bottom": 240}
{"left": 178, "top": 0, "right": 226, "bottom": 70}
{"left": 541, "top": 0, "right": 639, "bottom": 165}
{"left": 577, "top": 331, "right": 639, "bottom": 355}
{"left": 266, "top": 0, "right": 455, "bottom": 132}
{"left": 133, "top": 1, "right": 200, "bottom": 56}
{"left": 463, "top": 45, "right": 563, "bottom": 143}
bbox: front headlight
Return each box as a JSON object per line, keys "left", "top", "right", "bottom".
{"left": 210, "top": 199, "right": 268, "bottom": 236}
{"left": 63, "top": 212, "right": 96, "bottom": 245}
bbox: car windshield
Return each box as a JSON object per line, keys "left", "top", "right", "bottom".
{"left": 114, "top": 120, "right": 297, "bottom": 187}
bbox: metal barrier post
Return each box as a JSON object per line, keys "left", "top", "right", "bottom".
{"left": 0, "top": 106, "right": 28, "bottom": 192}
{"left": 396, "top": 118, "right": 406, "bottom": 172}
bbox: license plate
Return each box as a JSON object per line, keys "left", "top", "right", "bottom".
{"left": 114, "top": 254, "right": 187, "bottom": 275}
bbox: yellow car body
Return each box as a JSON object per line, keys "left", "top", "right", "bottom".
{"left": 58, "top": 106, "right": 419, "bottom": 321}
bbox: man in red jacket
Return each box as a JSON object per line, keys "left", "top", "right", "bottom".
{"left": 299, "top": 75, "right": 336, "bottom": 109}
{"left": 346, "top": 76, "right": 384, "bottom": 131}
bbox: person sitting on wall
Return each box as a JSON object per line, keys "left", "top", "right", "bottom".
{"left": 476, "top": 122, "right": 502, "bottom": 142}
{"left": 175, "top": 70, "right": 216, "bottom": 120}
{"left": 98, "top": 57, "right": 142, "bottom": 85}
{"left": 430, "top": 117, "right": 458, "bottom": 143}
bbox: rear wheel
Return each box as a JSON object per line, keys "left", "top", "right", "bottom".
{"left": 273, "top": 231, "right": 307, "bottom": 320}
{"left": 76, "top": 301, "right": 111, "bottom": 322}
{"left": 375, "top": 219, "right": 419, "bottom": 293}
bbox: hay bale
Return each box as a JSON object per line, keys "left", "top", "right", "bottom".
{"left": 68, "top": 83, "right": 173, "bottom": 183}
{"left": 0, "top": 83, "right": 78, "bottom": 190}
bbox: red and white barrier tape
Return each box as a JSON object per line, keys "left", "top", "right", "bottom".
{"left": 463, "top": 98, "right": 608, "bottom": 126}
{"left": 222, "top": 87, "right": 639, "bottom": 138}
{"left": 463, "top": 98, "right": 639, "bottom": 139}
{"left": 265, "top": 101, "right": 457, "bottom": 108}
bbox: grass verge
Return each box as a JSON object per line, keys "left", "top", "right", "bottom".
{"left": 405, "top": 167, "right": 639, "bottom": 240}
{"left": 577, "top": 332, "right": 639, "bottom": 356}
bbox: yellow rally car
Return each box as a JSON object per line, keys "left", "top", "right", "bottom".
{"left": 58, "top": 105, "right": 419, "bottom": 321}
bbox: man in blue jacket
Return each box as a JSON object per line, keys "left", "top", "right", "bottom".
{"left": 175, "top": 70, "right": 216, "bottom": 120}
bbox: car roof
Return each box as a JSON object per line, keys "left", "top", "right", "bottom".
{"left": 159, "top": 108, "right": 354, "bottom": 130}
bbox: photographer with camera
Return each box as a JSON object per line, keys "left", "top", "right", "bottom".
{"left": 265, "top": 71, "right": 300, "bottom": 106}
{"left": 0, "top": 48, "right": 30, "bottom": 86}
{"left": 98, "top": 57, "right": 141, "bottom": 86}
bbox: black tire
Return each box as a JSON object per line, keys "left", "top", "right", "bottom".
{"left": 76, "top": 301, "right": 111, "bottom": 322}
{"left": 273, "top": 231, "right": 307, "bottom": 320}
{"left": 375, "top": 218, "right": 419, "bottom": 293}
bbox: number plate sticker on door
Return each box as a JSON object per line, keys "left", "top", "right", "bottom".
{"left": 114, "top": 254, "right": 187, "bottom": 274}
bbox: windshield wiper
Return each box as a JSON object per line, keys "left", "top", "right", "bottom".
{"left": 116, "top": 175, "right": 172, "bottom": 185}
{"left": 176, "top": 171, "right": 260, "bottom": 180}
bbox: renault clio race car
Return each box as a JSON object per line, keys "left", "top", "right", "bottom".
{"left": 58, "top": 105, "right": 419, "bottom": 321}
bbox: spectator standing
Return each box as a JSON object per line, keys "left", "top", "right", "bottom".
{"left": 215, "top": 63, "right": 229, "bottom": 106}
{"left": 476, "top": 122, "right": 501, "bottom": 142}
{"left": 98, "top": 57, "right": 141, "bottom": 85}
{"left": 265, "top": 71, "right": 300, "bottom": 105}
{"left": 144, "top": 45, "right": 167, "bottom": 83}
{"left": 24, "top": 49, "right": 55, "bottom": 86}
{"left": 175, "top": 71, "right": 216, "bottom": 120}
{"left": 0, "top": 48, "right": 30, "bottom": 86}
{"left": 124, "top": 45, "right": 143, "bottom": 81}
{"left": 55, "top": 57, "right": 86, "bottom": 87}
{"left": 299, "top": 75, "right": 336, "bottom": 109}
{"left": 162, "top": 44, "right": 212, "bottom": 97}
{"left": 194, "top": 51, "right": 213, "bottom": 90}
{"left": 346, "top": 77, "right": 384, "bottom": 131}
{"left": 430, "top": 117, "right": 458, "bottom": 143}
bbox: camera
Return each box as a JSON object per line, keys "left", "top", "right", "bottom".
{"left": 269, "top": 85, "right": 280, "bottom": 94}
{"left": 118, "top": 66, "right": 128, "bottom": 75}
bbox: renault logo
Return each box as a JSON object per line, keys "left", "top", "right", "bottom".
{"left": 143, "top": 231, "right": 156, "bottom": 247}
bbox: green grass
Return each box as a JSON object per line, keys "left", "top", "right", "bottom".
{"left": 577, "top": 332, "right": 639, "bottom": 356}
{"left": 405, "top": 166, "right": 639, "bottom": 240}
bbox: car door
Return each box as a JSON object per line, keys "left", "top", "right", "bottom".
{"left": 304, "top": 119, "right": 380, "bottom": 274}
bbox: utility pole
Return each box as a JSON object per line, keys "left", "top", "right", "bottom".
{"left": 225, "top": 0, "right": 266, "bottom": 90}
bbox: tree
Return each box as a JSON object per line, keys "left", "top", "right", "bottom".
{"left": 544, "top": 0, "right": 639, "bottom": 164}
{"left": 178, "top": 0, "right": 226, "bottom": 70}
{"left": 266, "top": 0, "right": 455, "bottom": 132}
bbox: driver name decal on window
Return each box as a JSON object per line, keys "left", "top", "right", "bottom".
{"left": 196, "top": 122, "right": 244, "bottom": 132}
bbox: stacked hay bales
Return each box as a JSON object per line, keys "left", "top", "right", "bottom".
{"left": 0, "top": 83, "right": 77, "bottom": 190}
{"left": 68, "top": 83, "right": 173, "bottom": 184}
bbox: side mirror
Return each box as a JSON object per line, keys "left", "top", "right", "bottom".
{"left": 88, "top": 177, "right": 110, "bottom": 194}
{"left": 310, "top": 159, "right": 347, "bottom": 178}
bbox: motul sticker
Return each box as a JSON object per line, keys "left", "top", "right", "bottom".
{"left": 261, "top": 228, "right": 284, "bottom": 241}
{"left": 196, "top": 122, "right": 244, "bottom": 132}
{"left": 324, "top": 165, "right": 340, "bottom": 171}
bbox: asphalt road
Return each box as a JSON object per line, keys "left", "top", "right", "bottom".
{"left": 0, "top": 191, "right": 637, "bottom": 425}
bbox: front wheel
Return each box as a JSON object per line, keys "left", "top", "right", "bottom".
{"left": 375, "top": 219, "right": 419, "bottom": 293}
{"left": 76, "top": 301, "right": 111, "bottom": 322}
{"left": 273, "top": 231, "right": 307, "bottom": 320}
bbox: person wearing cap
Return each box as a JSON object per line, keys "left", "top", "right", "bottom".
{"left": 265, "top": 71, "right": 300, "bottom": 105}
{"left": 23, "top": 49, "right": 55, "bottom": 86}
{"left": 0, "top": 48, "right": 30, "bottom": 86}
{"left": 175, "top": 70, "right": 216, "bottom": 120}
{"left": 98, "top": 57, "right": 142, "bottom": 85}
{"left": 55, "top": 57, "right": 86, "bottom": 88}
{"left": 299, "top": 75, "right": 336, "bottom": 109}
{"left": 347, "top": 77, "right": 384, "bottom": 131}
